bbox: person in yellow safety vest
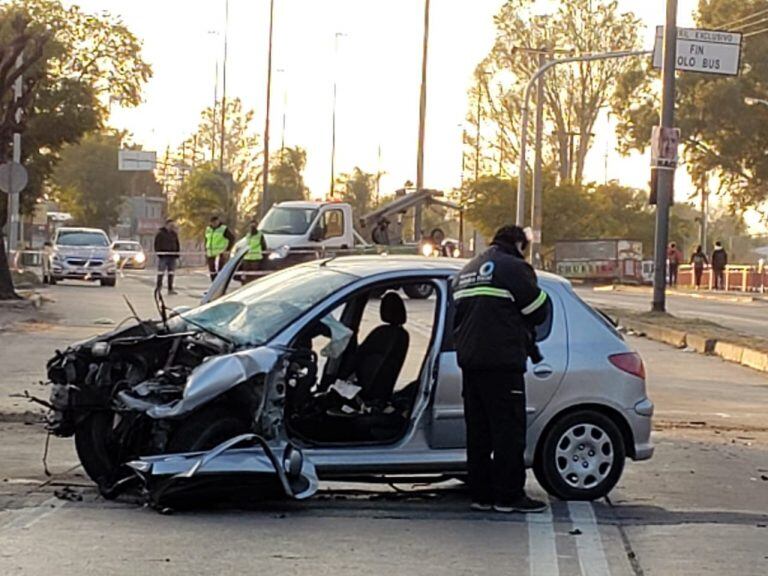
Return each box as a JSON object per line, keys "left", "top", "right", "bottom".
{"left": 239, "top": 218, "right": 268, "bottom": 284}
{"left": 205, "top": 215, "right": 235, "bottom": 281}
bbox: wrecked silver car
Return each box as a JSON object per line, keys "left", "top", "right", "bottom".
{"left": 44, "top": 253, "right": 654, "bottom": 508}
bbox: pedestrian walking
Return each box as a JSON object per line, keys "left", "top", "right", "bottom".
{"left": 452, "top": 225, "right": 550, "bottom": 514}
{"left": 154, "top": 218, "right": 180, "bottom": 295}
{"left": 690, "top": 245, "right": 708, "bottom": 290}
{"left": 205, "top": 215, "right": 235, "bottom": 281}
{"left": 238, "top": 218, "right": 267, "bottom": 284}
{"left": 667, "top": 242, "right": 683, "bottom": 287}
{"left": 711, "top": 241, "right": 728, "bottom": 290}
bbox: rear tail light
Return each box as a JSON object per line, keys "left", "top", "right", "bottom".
{"left": 609, "top": 352, "right": 645, "bottom": 380}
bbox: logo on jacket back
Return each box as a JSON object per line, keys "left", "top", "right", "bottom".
{"left": 479, "top": 261, "right": 495, "bottom": 280}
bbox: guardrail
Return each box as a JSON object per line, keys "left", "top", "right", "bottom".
{"left": 677, "top": 264, "right": 767, "bottom": 293}
{"left": 3, "top": 244, "right": 432, "bottom": 279}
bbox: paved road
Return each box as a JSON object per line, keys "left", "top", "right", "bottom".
{"left": 1, "top": 274, "right": 767, "bottom": 574}
{"left": 575, "top": 286, "right": 768, "bottom": 339}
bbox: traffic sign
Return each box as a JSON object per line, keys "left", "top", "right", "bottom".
{"left": 0, "top": 161, "right": 28, "bottom": 194}
{"left": 118, "top": 149, "right": 157, "bottom": 171}
{"left": 653, "top": 27, "right": 742, "bottom": 76}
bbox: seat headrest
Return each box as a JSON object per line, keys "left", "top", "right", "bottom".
{"left": 380, "top": 292, "right": 406, "bottom": 326}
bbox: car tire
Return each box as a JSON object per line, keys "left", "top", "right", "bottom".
{"left": 167, "top": 405, "right": 252, "bottom": 453}
{"left": 403, "top": 283, "right": 434, "bottom": 300}
{"left": 533, "top": 409, "right": 625, "bottom": 501}
{"left": 74, "top": 412, "right": 128, "bottom": 496}
{"left": 100, "top": 277, "right": 117, "bottom": 287}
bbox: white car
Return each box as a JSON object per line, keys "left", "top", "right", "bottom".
{"left": 111, "top": 240, "right": 147, "bottom": 270}
{"left": 51, "top": 227, "right": 117, "bottom": 287}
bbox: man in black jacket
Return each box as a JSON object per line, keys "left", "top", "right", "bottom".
{"left": 154, "top": 218, "right": 180, "bottom": 295}
{"left": 711, "top": 241, "right": 728, "bottom": 290}
{"left": 452, "top": 225, "right": 550, "bottom": 513}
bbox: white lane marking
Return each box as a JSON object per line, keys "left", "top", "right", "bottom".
{"left": 0, "top": 497, "right": 68, "bottom": 534}
{"left": 568, "top": 501, "right": 612, "bottom": 576}
{"left": 528, "top": 503, "right": 559, "bottom": 576}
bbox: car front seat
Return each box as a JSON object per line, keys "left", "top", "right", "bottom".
{"left": 355, "top": 292, "right": 409, "bottom": 404}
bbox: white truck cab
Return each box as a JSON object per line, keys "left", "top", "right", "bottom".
{"left": 259, "top": 201, "right": 358, "bottom": 253}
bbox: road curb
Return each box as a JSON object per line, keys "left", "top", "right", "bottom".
{"left": 593, "top": 284, "right": 766, "bottom": 304}
{"left": 616, "top": 316, "right": 768, "bottom": 374}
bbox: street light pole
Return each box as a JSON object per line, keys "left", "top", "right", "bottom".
{"left": 7, "top": 54, "right": 22, "bottom": 253}
{"left": 651, "top": 0, "right": 678, "bottom": 313}
{"left": 530, "top": 50, "right": 546, "bottom": 266}
{"left": 414, "top": 0, "right": 430, "bottom": 241}
{"left": 218, "top": 0, "right": 229, "bottom": 174}
{"left": 329, "top": 32, "right": 344, "bottom": 199}
{"left": 261, "top": 0, "right": 275, "bottom": 220}
{"left": 515, "top": 50, "right": 651, "bottom": 227}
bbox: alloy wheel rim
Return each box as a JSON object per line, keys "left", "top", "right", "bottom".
{"left": 555, "top": 423, "right": 614, "bottom": 489}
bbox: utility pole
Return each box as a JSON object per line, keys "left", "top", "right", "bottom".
{"left": 699, "top": 184, "right": 708, "bottom": 253}
{"left": 651, "top": 0, "right": 678, "bottom": 313}
{"left": 7, "top": 54, "right": 22, "bottom": 253}
{"left": 261, "top": 0, "right": 275, "bottom": 219}
{"left": 530, "top": 50, "right": 546, "bottom": 266}
{"left": 414, "top": 0, "right": 430, "bottom": 241}
{"left": 474, "top": 77, "right": 482, "bottom": 181}
{"left": 329, "top": 32, "right": 344, "bottom": 199}
{"left": 212, "top": 59, "right": 219, "bottom": 163}
{"left": 218, "top": 0, "right": 229, "bottom": 174}
{"left": 516, "top": 50, "right": 650, "bottom": 227}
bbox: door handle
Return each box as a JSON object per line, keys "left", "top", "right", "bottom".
{"left": 532, "top": 365, "right": 553, "bottom": 378}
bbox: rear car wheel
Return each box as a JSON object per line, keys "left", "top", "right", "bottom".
{"left": 403, "top": 283, "right": 434, "bottom": 300}
{"left": 100, "top": 277, "right": 117, "bottom": 287}
{"left": 533, "top": 409, "right": 625, "bottom": 501}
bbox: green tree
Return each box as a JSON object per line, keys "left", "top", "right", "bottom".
{"left": 335, "top": 167, "right": 376, "bottom": 215}
{"left": 51, "top": 132, "right": 128, "bottom": 231}
{"left": 463, "top": 176, "right": 518, "bottom": 238}
{"left": 171, "top": 167, "right": 235, "bottom": 241}
{"left": 466, "top": 0, "right": 641, "bottom": 184}
{"left": 0, "top": 0, "right": 150, "bottom": 299}
{"left": 612, "top": 0, "right": 768, "bottom": 212}
{"left": 266, "top": 146, "right": 309, "bottom": 206}
{"left": 0, "top": 13, "right": 48, "bottom": 299}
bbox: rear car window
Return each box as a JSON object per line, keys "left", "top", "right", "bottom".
{"left": 567, "top": 286, "right": 624, "bottom": 341}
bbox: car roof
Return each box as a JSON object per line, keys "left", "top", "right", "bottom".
{"left": 312, "top": 255, "right": 571, "bottom": 286}
{"left": 275, "top": 200, "right": 328, "bottom": 209}
{"left": 56, "top": 227, "right": 108, "bottom": 234}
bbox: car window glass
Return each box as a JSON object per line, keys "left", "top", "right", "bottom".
{"left": 535, "top": 293, "right": 554, "bottom": 342}
{"left": 322, "top": 209, "right": 344, "bottom": 239}
{"left": 184, "top": 266, "right": 356, "bottom": 345}
{"left": 56, "top": 232, "right": 109, "bottom": 247}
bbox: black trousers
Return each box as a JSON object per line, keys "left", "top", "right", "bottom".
{"left": 206, "top": 253, "right": 229, "bottom": 281}
{"left": 668, "top": 263, "right": 679, "bottom": 286}
{"left": 713, "top": 267, "right": 725, "bottom": 290}
{"left": 462, "top": 369, "right": 527, "bottom": 504}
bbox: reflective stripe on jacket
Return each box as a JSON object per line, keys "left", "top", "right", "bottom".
{"left": 205, "top": 225, "right": 229, "bottom": 257}
{"left": 243, "top": 231, "right": 264, "bottom": 261}
{"left": 452, "top": 243, "right": 549, "bottom": 372}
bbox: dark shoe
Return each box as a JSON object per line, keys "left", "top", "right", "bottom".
{"left": 470, "top": 502, "right": 492, "bottom": 512}
{"left": 494, "top": 496, "right": 548, "bottom": 514}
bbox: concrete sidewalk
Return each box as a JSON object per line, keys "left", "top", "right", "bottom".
{"left": 592, "top": 283, "right": 768, "bottom": 304}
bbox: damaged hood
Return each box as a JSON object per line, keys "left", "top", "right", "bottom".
{"left": 119, "top": 345, "right": 281, "bottom": 419}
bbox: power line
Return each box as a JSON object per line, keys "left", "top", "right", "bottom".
{"left": 732, "top": 15, "right": 768, "bottom": 31}
{"left": 720, "top": 7, "right": 768, "bottom": 30}
{"left": 743, "top": 26, "right": 768, "bottom": 38}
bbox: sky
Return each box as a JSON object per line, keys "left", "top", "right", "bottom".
{"left": 65, "top": 0, "right": 755, "bottom": 225}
